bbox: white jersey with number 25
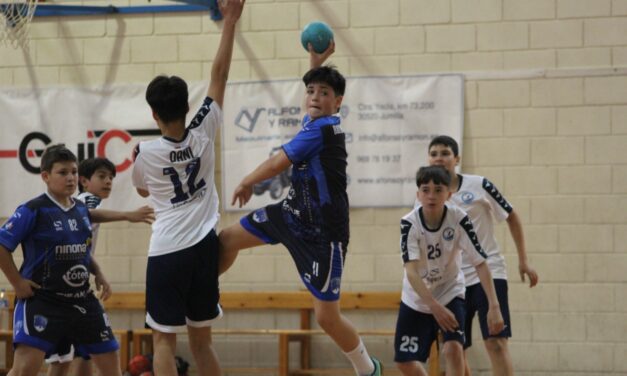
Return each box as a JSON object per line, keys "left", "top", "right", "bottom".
{"left": 400, "top": 204, "right": 487, "bottom": 314}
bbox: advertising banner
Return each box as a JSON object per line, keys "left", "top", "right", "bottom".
{"left": 222, "top": 74, "right": 464, "bottom": 210}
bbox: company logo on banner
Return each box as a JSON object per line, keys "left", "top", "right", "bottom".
{"left": 0, "top": 84, "right": 207, "bottom": 216}
{"left": 221, "top": 74, "right": 464, "bottom": 210}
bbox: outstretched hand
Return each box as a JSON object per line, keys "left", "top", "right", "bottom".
{"left": 309, "top": 39, "right": 335, "bottom": 68}
{"left": 127, "top": 206, "right": 155, "bottom": 224}
{"left": 231, "top": 183, "right": 253, "bottom": 208}
{"left": 219, "top": 0, "right": 245, "bottom": 23}
{"left": 519, "top": 262, "right": 539, "bottom": 288}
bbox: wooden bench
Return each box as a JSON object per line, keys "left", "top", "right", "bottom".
{"left": 1, "top": 291, "right": 443, "bottom": 376}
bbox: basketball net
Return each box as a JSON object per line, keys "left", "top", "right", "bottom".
{"left": 0, "top": 0, "right": 38, "bottom": 49}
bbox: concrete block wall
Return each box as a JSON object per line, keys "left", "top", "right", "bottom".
{"left": 1, "top": 0, "right": 626, "bottom": 374}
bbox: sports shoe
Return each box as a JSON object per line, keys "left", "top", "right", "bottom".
{"left": 370, "top": 356, "right": 383, "bottom": 376}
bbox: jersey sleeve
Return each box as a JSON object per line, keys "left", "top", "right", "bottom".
{"left": 282, "top": 126, "right": 324, "bottom": 164}
{"left": 0, "top": 205, "right": 36, "bottom": 252}
{"left": 82, "top": 194, "right": 102, "bottom": 210}
{"left": 482, "top": 178, "right": 513, "bottom": 222}
{"left": 188, "top": 97, "right": 222, "bottom": 141}
{"left": 131, "top": 146, "right": 147, "bottom": 190}
{"left": 458, "top": 214, "right": 488, "bottom": 266}
{"left": 400, "top": 217, "right": 421, "bottom": 263}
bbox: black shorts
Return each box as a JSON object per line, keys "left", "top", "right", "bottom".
{"left": 464, "top": 279, "right": 511, "bottom": 348}
{"left": 146, "top": 229, "right": 222, "bottom": 332}
{"left": 241, "top": 203, "right": 346, "bottom": 301}
{"left": 13, "top": 293, "right": 118, "bottom": 356}
{"left": 394, "top": 298, "right": 466, "bottom": 363}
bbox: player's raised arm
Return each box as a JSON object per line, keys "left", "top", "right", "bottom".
{"left": 207, "top": 0, "right": 245, "bottom": 107}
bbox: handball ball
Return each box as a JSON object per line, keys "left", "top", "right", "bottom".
{"left": 128, "top": 355, "right": 151, "bottom": 376}
{"left": 301, "top": 21, "right": 334, "bottom": 53}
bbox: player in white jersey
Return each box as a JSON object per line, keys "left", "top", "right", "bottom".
{"left": 395, "top": 166, "right": 504, "bottom": 376}
{"left": 46, "top": 157, "right": 116, "bottom": 376}
{"left": 131, "top": 1, "right": 245, "bottom": 375}
{"left": 428, "top": 135, "right": 539, "bottom": 376}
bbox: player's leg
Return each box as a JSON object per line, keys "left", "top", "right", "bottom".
{"left": 8, "top": 345, "right": 46, "bottom": 376}
{"left": 462, "top": 284, "right": 479, "bottom": 376}
{"left": 45, "top": 361, "right": 71, "bottom": 376}
{"left": 438, "top": 298, "right": 467, "bottom": 376}
{"left": 393, "top": 302, "right": 433, "bottom": 376}
{"left": 483, "top": 337, "right": 513, "bottom": 376}
{"left": 442, "top": 341, "right": 464, "bottom": 376}
{"left": 218, "top": 221, "right": 265, "bottom": 274}
{"left": 476, "top": 279, "right": 513, "bottom": 376}
{"left": 89, "top": 351, "right": 121, "bottom": 376}
{"left": 73, "top": 358, "right": 93, "bottom": 376}
{"left": 187, "top": 326, "right": 221, "bottom": 376}
{"left": 152, "top": 331, "right": 178, "bottom": 375}
{"left": 312, "top": 298, "right": 379, "bottom": 376}
{"left": 187, "top": 229, "right": 223, "bottom": 376}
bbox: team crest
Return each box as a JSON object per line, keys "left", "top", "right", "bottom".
{"left": 443, "top": 227, "right": 455, "bottom": 241}
{"left": 33, "top": 315, "right": 48, "bottom": 332}
{"left": 460, "top": 191, "right": 474, "bottom": 204}
{"left": 252, "top": 208, "right": 268, "bottom": 223}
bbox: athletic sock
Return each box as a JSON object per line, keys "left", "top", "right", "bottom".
{"left": 343, "top": 339, "right": 375, "bottom": 376}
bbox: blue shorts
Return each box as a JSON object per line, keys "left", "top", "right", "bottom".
{"left": 394, "top": 298, "right": 466, "bottom": 363}
{"left": 464, "top": 279, "right": 511, "bottom": 348}
{"left": 13, "top": 293, "right": 118, "bottom": 356}
{"left": 146, "top": 229, "right": 222, "bottom": 332}
{"left": 241, "top": 203, "right": 346, "bottom": 301}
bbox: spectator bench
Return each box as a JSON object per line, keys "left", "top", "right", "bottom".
{"left": 1, "top": 291, "right": 443, "bottom": 376}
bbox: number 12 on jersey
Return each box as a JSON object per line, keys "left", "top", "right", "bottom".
{"left": 163, "top": 158, "right": 206, "bottom": 204}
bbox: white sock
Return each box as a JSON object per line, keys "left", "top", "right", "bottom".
{"left": 343, "top": 339, "right": 375, "bottom": 376}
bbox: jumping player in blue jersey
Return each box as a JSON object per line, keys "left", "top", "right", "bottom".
{"left": 0, "top": 145, "right": 153, "bottom": 376}
{"left": 218, "top": 43, "right": 382, "bottom": 376}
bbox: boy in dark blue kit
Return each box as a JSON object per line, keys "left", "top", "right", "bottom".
{"left": 0, "top": 145, "right": 152, "bottom": 376}
{"left": 219, "top": 44, "right": 382, "bottom": 376}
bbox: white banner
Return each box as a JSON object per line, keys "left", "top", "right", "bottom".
{"left": 221, "top": 74, "right": 464, "bottom": 210}
{"left": 0, "top": 84, "right": 207, "bottom": 217}
{"left": 0, "top": 74, "right": 463, "bottom": 217}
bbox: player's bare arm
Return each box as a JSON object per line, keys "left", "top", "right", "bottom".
{"left": 232, "top": 149, "right": 292, "bottom": 208}
{"left": 90, "top": 206, "right": 155, "bottom": 224}
{"left": 89, "top": 257, "right": 112, "bottom": 301}
{"left": 475, "top": 262, "right": 505, "bottom": 335}
{"left": 404, "top": 260, "right": 459, "bottom": 332}
{"left": 506, "top": 210, "right": 538, "bottom": 288}
{"left": 309, "top": 40, "right": 335, "bottom": 69}
{"left": 0, "top": 245, "right": 40, "bottom": 299}
{"left": 207, "top": 0, "right": 245, "bottom": 107}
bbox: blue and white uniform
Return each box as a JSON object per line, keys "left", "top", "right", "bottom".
{"left": 0, "top": 193, "right": 118, "bottom": 355}
{"left": 241, "top": 114, "right": 349, "bottom": 301}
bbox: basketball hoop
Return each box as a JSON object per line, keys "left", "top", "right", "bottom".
{"left": 1, "top": 0, "right": 38, "bottom": 49}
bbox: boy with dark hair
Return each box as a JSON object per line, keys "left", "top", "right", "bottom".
{"left": 395, "top": 166, "right": 504, "bottom": 376}
{"left": 0, "top": 145, "right": 152, "bottom": 376}
{"left": 218, "top": 44, "right": 382, "bottom": 376}
{"left": 131, "top": 1, "right": 245, "bottom": 375}
{"left": 427, "top": 135, "right": 539, "bottom": 376}
{"left": 46, "top": 157, "right": 117, "bottom": 376}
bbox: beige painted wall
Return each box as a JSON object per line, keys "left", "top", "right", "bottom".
{"left": 1, "top": 0, "right": 626, "bottom": 374}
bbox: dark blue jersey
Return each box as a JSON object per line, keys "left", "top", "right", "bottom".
{"left": 0, "top": 193, "right": 94, "bottom": 302}
{"left": 281, "top": 114, "right": 349, "bottom": 244}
